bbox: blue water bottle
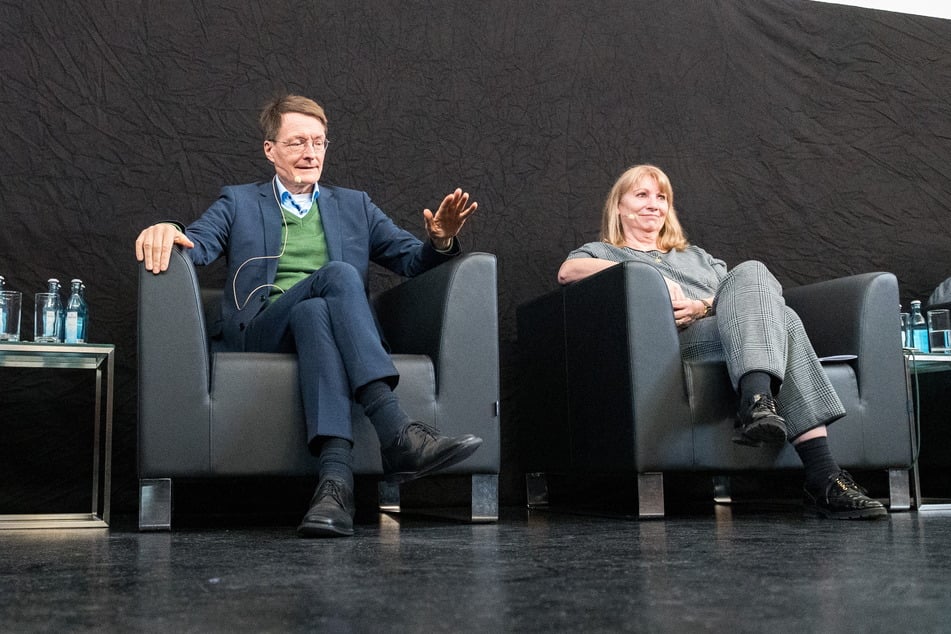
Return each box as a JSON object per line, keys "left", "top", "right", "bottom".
{"left": 0, "top": 275, "right": 6, "bottom": 335}
{"left": 909, "top": 300, "right": 930, "bottom": 353}
{"left": 64, "top": 278, "right": 87, "bottom": 344}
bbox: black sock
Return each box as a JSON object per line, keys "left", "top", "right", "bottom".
{"left": 356, "top": 380, "right": 410, "bottom": 448}
{"left": 739, "top": 371, "right": 774, "bottom": 405}
{"left": 795, "top": 436, "right": 840, "bottom": 491}
{"left": 316, "top": 437, "right": 354, "bottom": 490}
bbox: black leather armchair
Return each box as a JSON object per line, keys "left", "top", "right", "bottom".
{"left": 138, "top": 247, "right": 500, "bottom": 530}
{"left": 518, "top": 261, "right": 915, "bottom": 517}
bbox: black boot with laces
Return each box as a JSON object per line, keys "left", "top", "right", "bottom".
{"left": 734, "top": 393, "right": 788, "bottom": 447}
{"left": 803, "top": 470, "right": 888, "bottom": 520}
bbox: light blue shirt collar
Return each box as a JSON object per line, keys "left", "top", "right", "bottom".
{"left": 274, "top": 176, "right": 319, "bottom": 217}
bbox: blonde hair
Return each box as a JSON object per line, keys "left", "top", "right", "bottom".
{"left": 600, "top": 165, "right": 689, "bottom": 251}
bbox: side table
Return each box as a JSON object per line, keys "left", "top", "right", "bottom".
{"left": 0, "top": 341, "right": 114, "bottom": 528}
{"left": 905, "top": 351, "right": 951, "bottom": 512}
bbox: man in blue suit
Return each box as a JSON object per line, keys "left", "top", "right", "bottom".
{"left": 135, "top": 94, "right": 482, "bottom": 537}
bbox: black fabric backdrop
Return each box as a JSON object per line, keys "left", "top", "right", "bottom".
{"left": 2, "top": 0, "right": 950, "bottom": 512}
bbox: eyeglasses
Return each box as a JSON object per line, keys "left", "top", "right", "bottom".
{"left": 273, "top": 137, "right": 330, "bottom": 154}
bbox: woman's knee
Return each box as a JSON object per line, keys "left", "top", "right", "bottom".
{"left": 726, "top": 260, "right": 781, "bottom": 291}
{"left": 730, "top": 260, "right": 771, "bottom": 278}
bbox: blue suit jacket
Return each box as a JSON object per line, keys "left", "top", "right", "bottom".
{"left": 182, "top": 180, "right": 457, "bottom": 350}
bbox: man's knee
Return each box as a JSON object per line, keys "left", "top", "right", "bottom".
{"left": 290, "top": 297, "right": 331, "bottom": 330}
{"left": 313, "top": 261, "right": 362, "bottom": 290}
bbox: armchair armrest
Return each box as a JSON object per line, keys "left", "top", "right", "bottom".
{"left": 785, "top": 272, "right": 911, "bottom": 465}
{"left": 784, "top": 272, "right": 904, "bottom": 389}
{"left": 138, "top": 246, "right": 214, "bottom": 474}
{"left": 373, "top": 252, "right": 500, "bottom": 470}
{"left": 561, "top": 261, "right": 694, "bottom": 471}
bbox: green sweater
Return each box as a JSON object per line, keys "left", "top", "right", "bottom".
{"left": 270, "top": 202, "right": 329, "bottom": 300}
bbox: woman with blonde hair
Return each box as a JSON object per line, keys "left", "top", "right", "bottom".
{"left": 558, "top": 164, "right": 885, "bottom": 520}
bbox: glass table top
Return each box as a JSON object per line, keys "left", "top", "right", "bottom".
{"left": 0, "top": 341, "right": 114, "bottom": 370}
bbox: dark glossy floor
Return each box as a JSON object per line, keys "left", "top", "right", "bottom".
{"left": 3, "top": 500, "right": 951, "bottom": 633}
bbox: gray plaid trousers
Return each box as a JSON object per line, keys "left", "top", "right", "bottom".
{"left": 677, "top": 260, "right": 845, "bottom": 438}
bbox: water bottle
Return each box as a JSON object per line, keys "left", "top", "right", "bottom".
{"left": 64, "top": 279, "right": 87, "bottom": 344}
{"left": 909, "top": 300, "right": 930, "bottom": 353}
{"left": 0, "top": 275, "right": 6, "bottom": 336}
{"left": 79, "top": 282, "right": 88, "bottom": 342}
{"left": 900, "top": 311, "right": 910, "bottom": 348}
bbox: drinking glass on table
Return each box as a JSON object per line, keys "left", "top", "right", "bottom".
{"left": 0, "top": 290, "right": 21, "bottom": 341}
{"left": 928, "top": 309, "right": 951, "bottom": 354}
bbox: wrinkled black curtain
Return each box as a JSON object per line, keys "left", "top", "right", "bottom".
{"left": 1, "top": 0, "right": 949, "bottom": 511}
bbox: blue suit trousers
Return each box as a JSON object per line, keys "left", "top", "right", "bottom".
{"left": 243, "top": 261, "right": 398, "bottom": 444}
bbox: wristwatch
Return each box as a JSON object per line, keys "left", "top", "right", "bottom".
{"left": 700, "top": 299, "right": 713, "bottom": 317}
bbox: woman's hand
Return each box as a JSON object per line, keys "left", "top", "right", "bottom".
{"left": 664, "top": 278, "right": 686, "bottom": 300}
{"left": 671, "top": 298, "right": 710, "bottom": 329}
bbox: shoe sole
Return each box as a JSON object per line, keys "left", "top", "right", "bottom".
{"left": 297, "top": 522, "right": 354, "bottom": 538}
{"left": 803, "top": 503, "right": 889, "bottom": 520}
{"left": 732, "top": 420, "right": 787, "bottom": 447}
{"left": 384, "top": 437, "right": 483, "bottom": 484}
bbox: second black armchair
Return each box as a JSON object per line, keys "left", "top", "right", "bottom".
{"left": 518, "top": 261, "right": 915, "bottom": 517}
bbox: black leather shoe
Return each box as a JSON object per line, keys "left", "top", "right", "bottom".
{"left": 803, "top": 470, "right": 888, "bottom": 520}
{"left": 381, "top": 422, "right": 483, "bottom": 484}
{"left": 733, "top": 393, "right": 787, "bottom": 446}
{"left": 297, "top": 478, "right": 355, "bottom": 538}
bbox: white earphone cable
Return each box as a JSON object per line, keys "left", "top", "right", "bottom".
{"left": 232, "top": 176, "right": 289, "bottom": 310}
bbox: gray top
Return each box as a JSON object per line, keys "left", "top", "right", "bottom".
{"left": 567, "top": 242, "right": 729, "bottom": 300}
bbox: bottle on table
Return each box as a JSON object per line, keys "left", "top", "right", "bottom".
{"left": 908, "top": 300, "right": 930, "bottom": 353}
{"left": 64, "top": 278, "right": 88, "bottom": 344}
{"left": 0, "top": 275, "right": 6, "bottom": 337}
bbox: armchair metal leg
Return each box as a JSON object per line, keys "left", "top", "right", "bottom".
{"left": 471, "top": 474, "right": 499, "bottom": 522}
{"left": 525, "top": 472, "right": 549, "bottom": 508}
{"left": 887, "top": 468, "right": 911, "bottom": 511}
{"left": 713, "top": 475, "right": 733, "bottom": 504}
{"left": 637, "top": 472, "right": 665, "bottom": 518}
{"left": 139, "top": 478, "right": 173, "bottom": 531}
{"left": 378, "top": 475, "right": 496, "bottom": 523}
{"left": 378, "top": 480, "right": 401, "bottom": 513}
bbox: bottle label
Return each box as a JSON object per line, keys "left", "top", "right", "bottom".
{"left": 911, "top": 328, "right": 931, "bottom": 353}
{"left": 45, "top": 310, "right": 57, "bottom": 334}
{"left": 65, "top": 313, "right": 79, "bottom": 343}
